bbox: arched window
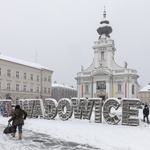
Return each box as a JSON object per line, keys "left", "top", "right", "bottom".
{"left": 132, "top": 85, "right": 134, "bottom": 94}
{"left": 118, "top": 84, "right": 122, "bottom": 92}
{"left": 85, "top": 85, "right": 89, "bottom": 93}
{"left": 101, "top": 51, "right": 104, "bottom": 60}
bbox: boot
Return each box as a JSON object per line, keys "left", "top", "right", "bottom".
{"left": 19, "top": 133, "right": 22, "bottom": 140}
{"left": 11, "top": 132, "right": 16, "bottom": 137}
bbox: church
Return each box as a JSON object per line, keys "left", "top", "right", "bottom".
{"left": 75, "top": 9, "right": 139, "bottom": 100}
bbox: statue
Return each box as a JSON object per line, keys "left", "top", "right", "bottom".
{"left": 81, "top": 65, "right": 84, "bottom": 71}
{"left": 124, "top": 61, "right": 127, "bottom": 68}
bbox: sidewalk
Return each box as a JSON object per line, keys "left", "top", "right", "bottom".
{"left": 1, "top": 124, "right": 100, "bottom": 150}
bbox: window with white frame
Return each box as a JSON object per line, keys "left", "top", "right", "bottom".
{"left": 16, "top": 71, "right": 19, "bottom": 78}
{"left": 48, "top": 88, "right": 50, "bottom": 93}
{"left": 85, "top": 85, "right": 89, "bottom": 93}
{"left": 30, "top": 74, "right": 33, "bottom": 81}
{"left": 101, "top": 51, "right": 104, "bottom": 60}
{"left": 37, "top": 87, "right": 39, "bottom": 92}
{"left": 37, "top": 75, "right": 39, "bottom": 81}
{"left": 24, "top": 73, "right": 27, "bottom": 80}
{"left": 48, "top": 76, "right": 51, "bottom": 82}
{"left": 118, "top": 84, "right": 122, "bottom": 92}
{"left": 30, "top": 87, "right": 33, "bottom": 92}
{"left": 132, "top": 85, "right": 134, "bottom": 94}
{"left": 97, "top": 81, "right": 106, "bottom": 90}
{"left": 16, "top": 84, "right": 19, "bottom": 91}
{"left": 44, "top": 87, "right": 47, "bottom": 93}
{"left": 7, "top": 69, "right": 11, "bottom": 77}
{"left": 23, "top": 85, "right": 26, "bottom": 91}
{"left": 44, "top": 76, "right": 47, "bottom": 81}
{"left": 7, "top": 83, "right": 11, "bottom": 90}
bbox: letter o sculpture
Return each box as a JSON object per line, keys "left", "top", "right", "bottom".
{"left": 57, "top": 98, "right": 73, "bottom": 121}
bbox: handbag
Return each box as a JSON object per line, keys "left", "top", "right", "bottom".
{"left": 3, "top": 123, "right": 16, "bottom": 134}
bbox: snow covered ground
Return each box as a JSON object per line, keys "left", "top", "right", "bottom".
{"left": 0, "top": 108, "right": 150, "bottom": 150}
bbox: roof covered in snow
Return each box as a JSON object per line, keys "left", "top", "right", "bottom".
{"left": 0, "top": 54, "right": 51, "bottom": 70}
{"left": 139, "top": 84, "right": 150, "bottom": 92}
{"left": 52, "top": 83, "right": 77, "bottom": 90}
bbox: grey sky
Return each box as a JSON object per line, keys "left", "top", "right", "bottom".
{"left": 0, "top": 0, "right": 149, "bottom": 88}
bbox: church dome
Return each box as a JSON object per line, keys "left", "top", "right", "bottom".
{"left": 97, "top": 8, "right": 112, "bottom": 39}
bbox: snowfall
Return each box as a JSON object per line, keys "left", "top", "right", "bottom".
{"left": 0, "top": 108, "right": 150, "bottom": 150}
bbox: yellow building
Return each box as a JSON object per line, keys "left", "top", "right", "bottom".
{"left": 0, "top": 54, "right": 53, "bottom": 103}
{"left": 138, "top": 84, "right": 150, "bottom": 103}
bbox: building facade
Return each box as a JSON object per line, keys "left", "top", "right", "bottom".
{"left": 76, "top": 10, "right": 139, "bottom": 100}
{"left": 0, "top": 54, "right": 53, "bottom": 103}
{"left": 51, "top": 83, "right": 77, "bottom": 101}
{"left": 138, "top": 84, "right": 150, "bottom": 103}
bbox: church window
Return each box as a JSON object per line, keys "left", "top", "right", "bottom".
{"left": 132, "top": 85, "right": 134, "bottom": 94}
{"left": 97, "top": 81, "right": 106, "bottom": 90}
{"left": 85, "top": 85, "right": 89, "bottom": 93}
{"left": 101, "top": 51, "right": 104, "bottom": 60}
{"left": 118, "top": 84, "right": 122, "bottom": 92}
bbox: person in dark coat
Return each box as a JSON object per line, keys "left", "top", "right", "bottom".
{"left": 143, "top": 105, "right": 149, "bottom": 123}
{"left": 8, "top": 105, "right": 27, "bottom": 140}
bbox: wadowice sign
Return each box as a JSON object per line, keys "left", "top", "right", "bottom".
{"left": 15, "top": 98, "right": 141, "bottom": 126}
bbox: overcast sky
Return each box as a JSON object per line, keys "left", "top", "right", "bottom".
{"left": 0, "top": 0, "right": 150, "bottom": 88}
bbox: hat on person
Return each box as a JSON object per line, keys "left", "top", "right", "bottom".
{"left": 15, "top": 105, "right": 20, "bottom": 109}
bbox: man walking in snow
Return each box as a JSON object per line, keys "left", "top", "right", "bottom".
{"left": 143, "top": 104, "right": 149, "bottom": 123}
{"left": 8, "top": 105, "right": 27, "bottom": 140}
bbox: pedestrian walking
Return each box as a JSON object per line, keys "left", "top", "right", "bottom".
{"left": 8, "top": 105, "right": 27, "bottom": 140}
{"left": 143, "top": 104, "right": 149, "bottom": 123}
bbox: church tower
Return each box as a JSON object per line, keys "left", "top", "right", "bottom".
{"left": 76, "top": 9, "right": 139, "bottom": 100}
{"left": 93, "top": 7, "right": 115, "bottom": 70}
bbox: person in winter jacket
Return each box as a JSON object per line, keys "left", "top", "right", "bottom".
{"left": 143, "top": 105, "right": 149, "bottom": 123}
{"left": 8, "top": 105, "right": 27, "bottom": 140}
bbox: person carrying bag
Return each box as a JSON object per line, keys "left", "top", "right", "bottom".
{"left": 3, "top": 122, "right": 16, "bottom": 134}
{"left": 8, "top": 105, "right": 27, "bottom": 140}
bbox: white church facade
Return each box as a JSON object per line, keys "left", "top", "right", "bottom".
{"left": 76, "top": 10, "right": 139, "bottom": 100}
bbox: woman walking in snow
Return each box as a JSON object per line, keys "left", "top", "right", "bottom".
{"left": 8, "top": 105, "right": 27, "bottom": 140}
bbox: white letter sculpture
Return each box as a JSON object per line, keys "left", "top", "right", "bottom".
{"left": 57, "top": 98, "right": 73, "bottom": 121}
{"left": 103, "top": 98, "right": 121, "bottom": 125}
{"left": 122, "top": 98, "right": 140, "bottom": 126}
{"left": 71, "top": 98, "right": 94, "bottom": 120}
{"left": 44, "top": 98, "right": 57, "bottom": 120}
